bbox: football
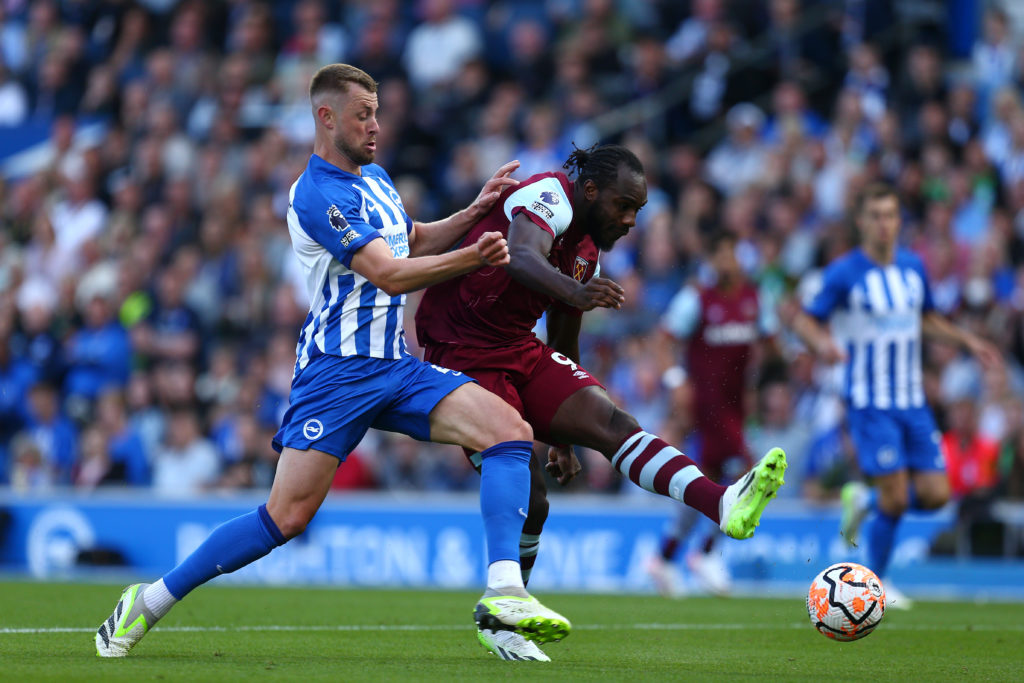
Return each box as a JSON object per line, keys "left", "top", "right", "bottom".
{"left": 806, "top": 562, "right": 886, "bottom": 642}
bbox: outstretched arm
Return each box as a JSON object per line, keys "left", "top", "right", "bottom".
{"left": 922, "top": 311, "right": 1002, "bottom": 369}
{"left": 408, "top": 161, "right": 520, "bottom": 257}
{"left": 349, "top": 231, "right": 509, "bottom": 296}
{"left": 506, "top": 213, "right": 625, "bottom": 310}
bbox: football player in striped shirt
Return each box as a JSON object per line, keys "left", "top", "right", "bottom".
{"left": 791, "top": 182, "right": 1001, "bottom": 609}
{"left": 97, "top": 64, "right": 567, "bottom": 657}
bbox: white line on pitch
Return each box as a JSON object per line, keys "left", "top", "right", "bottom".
{"left": 3, "top": 622, "right": 1023, "bottom": 635}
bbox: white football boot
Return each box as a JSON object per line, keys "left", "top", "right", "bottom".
{"left": 96, "top": 583, "right": 158, "bottom": 657}
{"left": 477, "top": 628, "right": 551, "bottom": 661}
{"left": 473, "top": 594, "right": 571, "bottom": 643}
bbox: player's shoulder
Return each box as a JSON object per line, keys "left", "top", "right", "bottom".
{"left": 894, "top": 247, "right": 927, "bottom": 271}
{"left": 360, "top": 163, "right": 396, "bottom": 185}
{"left": 822, "top": 248, "right": 870, "bottom": 280}
{"left": 293, "top": 156, "right": 363, "bottom": 212}
{"left": 503, "top": 171, "right": 574, "bottom": 233}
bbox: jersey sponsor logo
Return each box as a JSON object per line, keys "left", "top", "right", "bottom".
{"left": 573, "top": 256, "right": 588, "bottom": 281}
{"left": 340, "top": 229, "right": 360, "bottom": 247}
{"left": 530, "top": 200, "right": 555, "bottom": 220}
{"left": 703, "top": 322, "right": 757, "bottom": 345}
{"left": 303, "top": 418, "right": 325, "bottom": 440}
{"left": 327, "top": 204, "right": 348, "bottom": 232}
{"left": 539, "top": 190, "right": 560, "bottom": 205}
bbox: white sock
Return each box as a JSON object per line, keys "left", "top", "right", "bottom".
{"left": 487, "top": 559, "right": 525, "bottom": 590}
{"left": 142, "top": 578, "right": 178, "bottom": 619}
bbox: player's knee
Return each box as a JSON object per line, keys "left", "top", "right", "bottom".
{"left": 877, "top": 494, "right": 908, "bottom": 518}
{"left": 498, "top": 414, "right": 533, "bottom": 444}
{"left": 916, "top": 483, "right": 950, "bottom": 510}
{"left": 271, "top": 507, "right": 316, "bottom": 540}
{"left": 606, "top": 407, "right": 640, "bottom": 447}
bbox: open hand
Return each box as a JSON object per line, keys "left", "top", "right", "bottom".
{"left": 466, "top": 160, "right": 520, "bottom": 221}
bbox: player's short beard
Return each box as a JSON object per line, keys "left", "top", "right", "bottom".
{"left": 336, "top": 137, "right": 374, "bottom": 167}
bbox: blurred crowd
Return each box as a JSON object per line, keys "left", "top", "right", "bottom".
{"left": 1, "top": 0, "right": 1024, "bottom": 509}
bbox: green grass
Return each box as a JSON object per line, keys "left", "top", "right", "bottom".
{"left": 0, "top": 582, "right": 1021, "bottom": 682}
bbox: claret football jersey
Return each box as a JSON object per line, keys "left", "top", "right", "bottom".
{"left": 415, "top": 172, "right": 600, "bottom": 348}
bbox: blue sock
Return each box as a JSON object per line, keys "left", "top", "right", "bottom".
{"left": 865, "top": 510, "right": 900, "bottom": 579}
{"left": 479, "top": 440, "right": 532, "bottom": 564}
{"left": 163, "top": 504, "right": 286, "bottom": 599}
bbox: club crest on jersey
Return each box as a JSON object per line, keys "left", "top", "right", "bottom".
{"left": 539, "top": 190, "right": 560, "bottom": 205}
{"left": 327, "top": 204, "right": 348, "bottom": 232}
{"left": 573, "top": 256, "right": 588, "bottom": 281}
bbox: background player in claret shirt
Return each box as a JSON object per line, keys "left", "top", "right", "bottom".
{"left": 95, "top": 63, "right": 572, "bottom": 659}
{"left": 789, "top": 183, "right": 1001, "bottom": 610}
{"left": 415, "top": 144, "right": 787, "bottom": 661}
{"left": 648, "top": 231, "right": 773, "bottom": 597}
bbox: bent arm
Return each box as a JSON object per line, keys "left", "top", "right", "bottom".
{"left": 349, "top": 233, "right": 507, "bottom": 296}
{"left": 505, "top": 213, "right": 581, "bottom": 304}
{"left": 922, "top": 311, "right": 1002, "bottom": 368}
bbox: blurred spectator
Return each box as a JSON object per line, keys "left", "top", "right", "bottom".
{"left": 706, "top": 103, "right": 768, "bottom": 196}
{"left": 96, "top": 388, "right": 150, "bottom": 486}
{"left": 151, "top": 406, "right": 219, "bottom": 496}
{"left": 0, "top": 60, "right": 28, "bottom": 126}
{"left": 943, "top": 398, "right": 1000, "bottom": 499}
{"left": 402, "top": 0, "right": 481, "bottom": 92}
{"left": 746, "top": 379, "right": 811, "bottom": 498}
{"left": 21, "top": 380, "right": 77, "bottom": 484}
{"left": 64, "top": 264, "right": 132, "bottom": 417}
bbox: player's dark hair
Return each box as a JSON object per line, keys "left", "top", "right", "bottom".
{"left": 855, "top": 182, "right": 899, "bottom": 214}
{"left": 309, "top": 63, "right": 377, "bottom": 100}
{"left": 563, "top": 144, "right": 644, "bottom": 190}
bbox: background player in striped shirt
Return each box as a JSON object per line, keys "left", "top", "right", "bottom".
{"left": 416, "top": 144, "right": 787, "bottom": 660}
{"left": 790, "top": 182, "right": 1001, "bottom": 608}
{"left": 96, "top": 64, "right": 570, "bottom": 657}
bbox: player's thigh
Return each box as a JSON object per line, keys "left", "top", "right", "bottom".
{"left": 846, "top": 408, "right": 906, "bottom": 478}
{"left": 900, "top": 407, "right": 948, "bottom": 507}
{"left": 266, "top": 446, "right": 340, "bottom": 538}
{"left": 519, "top": 348, "right": 622, "bottom": 449}
{"left": 427, "top": 381, "right": 532, "bottom": 451}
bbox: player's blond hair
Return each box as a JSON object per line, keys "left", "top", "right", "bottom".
{"left": 309, "top": 63, "right": 377, "bottom": 100}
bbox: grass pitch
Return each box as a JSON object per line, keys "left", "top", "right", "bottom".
{"left": 0, "top": 582, "right": 1021, "bottom": 682}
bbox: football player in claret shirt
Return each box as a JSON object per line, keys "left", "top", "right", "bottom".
{"left": 96, "top": 63, "right": 571, "bottom": 658}
{"left": 416, "top": 144, "right": 788, "bottom": 660}
{"left": 648, "top": 230, "right": 772, "bottom": 597}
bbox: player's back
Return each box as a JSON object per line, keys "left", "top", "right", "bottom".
{"left": 806, "top": 247, "right": 931, "bottom": 410}
{"left": 416, "top": 172, "right": 600, "bottom": 348}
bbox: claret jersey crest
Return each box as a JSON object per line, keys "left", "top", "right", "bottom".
{"left": 573, "top": 256, "right": 588, "bottom": 281}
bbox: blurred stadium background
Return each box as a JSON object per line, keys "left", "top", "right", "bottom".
{"left": 1, "top": 0, "right": 1023, "bottom": 601}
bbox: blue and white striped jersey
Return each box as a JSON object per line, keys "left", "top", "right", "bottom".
{"left": 804, "top": 247, "right": 935, "bottom": 410}
{"left": 287, "top": 155, "right": 412, "bottom": 373}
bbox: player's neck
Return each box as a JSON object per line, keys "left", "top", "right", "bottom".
{"left": 862, "top": 242, "right": 895, "bottom": 265}
{"left": 313, "top": 141, "right": 362, "bottom": 176}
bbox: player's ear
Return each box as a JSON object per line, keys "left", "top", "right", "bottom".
{"left": 583, "top": 179, "right": 598, "bottom": 201}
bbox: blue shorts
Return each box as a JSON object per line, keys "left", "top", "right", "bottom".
{"left": 272, "top": 354, "right": 474, "bottom": 461}
{"left": 846, "top": 406, "right": 944, "bottom": 477}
